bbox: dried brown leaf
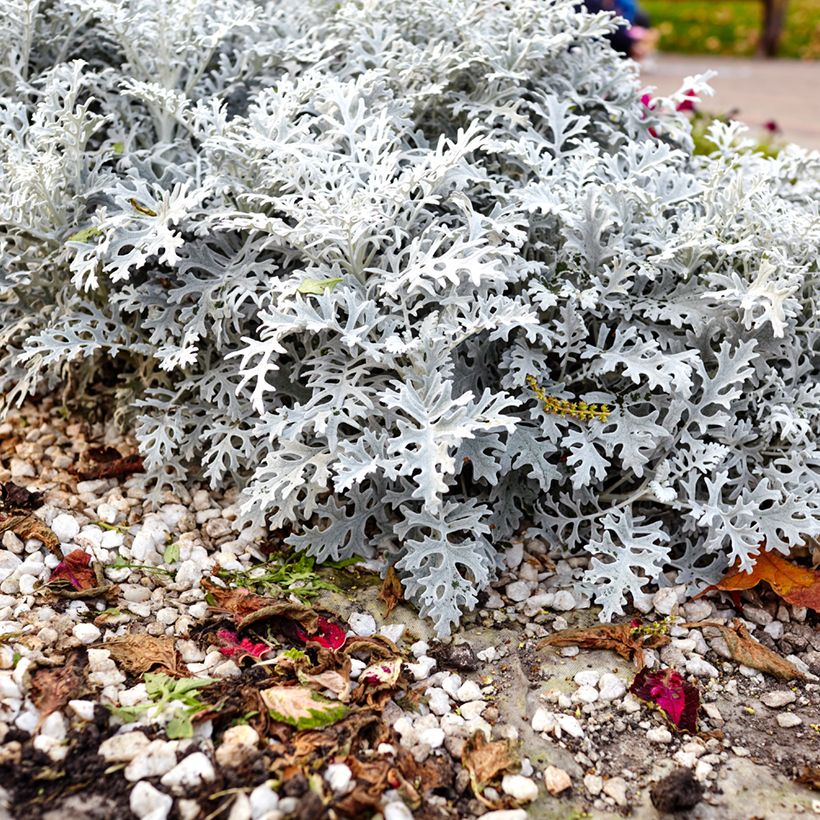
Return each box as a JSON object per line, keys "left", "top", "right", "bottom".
{"left": 378, "top": 566, "right": 403, "bottom": 617}
{"left": 104, "top": 635, "right": 181, "bottom": 676}
{"left": 462, "top": 731, "right": 517, "bottom": 793}
{"left": 538, "top": 622, "right": 668, "bottom": 668}
{"left": 0, "top": 481, "right": 43, "bottom": 510}
{"left": 30, "top": 651, "right": 85, "bottom": 730}
{"left": 69, "top": 448, "right": 144, "bottom": 481}
{"left": 684, "top": 619, "right": 805, "bottom": 680}
{"left": 796, "top": 767, "right": 820, "bottom": 791}
{"left": 0, "top": 511, "right": 60, "bottom": 558}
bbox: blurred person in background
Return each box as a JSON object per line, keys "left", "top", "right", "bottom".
{"left": 582, "top": 0, "right": 656, "bottom": 60}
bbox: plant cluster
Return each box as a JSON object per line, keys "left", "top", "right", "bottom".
{"left": 1, "top": 0, "right": 819, "bottom": 634}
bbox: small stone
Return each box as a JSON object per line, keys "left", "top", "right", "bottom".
{"left": 556, "top": 714, "right": 584, "bottom": 738}
{"left": 249, "top": 783, "right": 279, "bottom": 818}
{"left": 544, "top": 766, "right": 572, "bottom": 796}
{"left": 324, "top": 763, "right": 352, "bottom": 793}
{"left": 761, "top": 690, "right": 796, "bottom": 708}
{"left": 573, "top": 670, "right": 599, "bottom": 687}
{"left": 584, "top": 774, "right": 603, "bottom": 796}
{"left": 431, "top": 642, "right": 479, "bottom": 672}
{"left": 685, "top": 657, "right": 719, "bottom": 678}
{"left": 51, "top": 514, "right": 80, "bottom": 544}
{"left": 99, "top": 731, "right": 151, "bottom": 764}
{"left": 68, "top": 700, "right": 96, "bottom": 721}
{"left": 650, "top": 768, "right": 703, "bottom": 813}
{"left": 227, "top": 793, "right": 252, "bottom": 820}
{"left": 407, "top": 657, "right": 437, "bottom": 681}
{"left": 531, "top": 708, "right": 556, "bottom": 734}
{"left": 647, "top": 727, "right": 672, "bottom": 744}
{"left": 347, "top": 612, "right": 376, "bottom": 637}
{"left": 124, "top": 740, "right": 178, "bottom": 781}
{"left": 652, "top": 586, "right": 680, "bottom": 616}
{"left": 459, "top": 701, "right": 487, "bottom": 721}
{"left": 411, "top": 641, "right": 429, "bottom": 658}
{"left": 598, "top": 673, "right": 627, "bottom": 701}
{"left": 791, "top": 606, "right": 807, "bottom": 623}
{"left": 130, "top": 781, "right": 173, "bottom": 820}
{"left": 743, "top": 606, "right": 773, "bottom": 626}
{"left": 574, "top": 684, "right": 598, "bottom": 704}
{"left": 379, "top": 624, "right": 405, "bottom": 644}
{"left": 683, "top": 600, "right": 713, "bottom": 621}
{"left": 160, "top": 752, "right": 216, "bottom": 794}
{"left": 426, "top": 687, "right": 451, "bottom": 716}
{"left": 215, "top": 725, "right": 259, "bottom": 768}
{"left": 96, "top": 503, "right": 119, "bottom": 525}
{"left": 505, "top": 581, "right": 531, "bottom": 602}
{"left": 384, "top": 801, "right": 414, "bottom": 820}
{"left": 418, "top": 727, "right": 445, "bottom": 749}
{"left": 602, "top": 776, "right": 628, "bottom": 807}
{"left": 763, "top": 621, "right": 784, "bottom": 640}
{"left": 674, "top": 751, "right": 697, "bottom": 768}
{"left": 71, "top": 623, "right": 101, "bottom": 645}
{"left": 455, "top": 680, "right": 482, "bottom": 702}
{"left": 501, "top": 774, "right": 539, "bottom": 802}
{"left": 776, "top": 713, "right": 802, "bottom": 728}
{"left": 552, "top": 591, "right": 576, "bottom": 611}
{"left": 10, "top": 458, "right": 35, "bottom": 478}
{"left": 694, "top": 760, "right": 713, "bottom": 781}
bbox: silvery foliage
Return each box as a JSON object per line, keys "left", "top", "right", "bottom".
{"left": 1, "top": 0, "right": 819, "bottom": 634}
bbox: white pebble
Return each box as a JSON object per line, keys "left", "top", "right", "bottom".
{"left": 383, "top": 802, "right": 414, "bottom": 820}
{"left": 426, "top": 687, "right": 451, "bottom": 716}
{"left": 552, "top": 591, "right": 576, "bottom": 611}
{"left": 379, "top": 624, "right": 405, "bottom": 644}
{"left": 501, "top": 774, "right": 539, "bottom": 802}
{"left": 348, "top": 612, "right": 376, "bottom": 637}
{"left": 573, "top": 670, "right": 600, "bottom": 687}
{"left": 324, "top": 763, "right": 353, "bottom": 793}
{"left": 652, "top": 586, "right": 680, "bottom": 615}
{"left": 574, "top": 685, "right": 598, "bottom": 704}
{"left": 761, "top": 690, "right": 796, "bottom": 708}
{"left": 51, "top": 514, "right": 80, "bottom": 544}
{"left": 647, "top": 727, "right": 672, "bottom": 744}
{"left": 124, "top": 740, "right": 178, "bottom": 781}
{"left": 455, "top": 680, "right": 482, "bottom": 702}
{"left": 531, "top": 708, "right": 556, "bottom": 734}
{"left": 160, "top": 752, "right": 216, "bottom": 794}
{"left": 505, "top": 580, "right": 531, "bottom": 602}
{"left": 418, "top": 727, "right": 445, "bottom": 749}
{"left": 130, "top": 782, "right": 173, "bottom": 820}
{"left": 597, "top": 673, "right": 627, "bottom": 701}
{"left": 556, "top": 714, "right": 584, "bottom": 738}
{"left": 72, "top": 623, "right": 101, "bottom": 645}
{"left": 776, "top": 713, "right": 802, "bottom": 728}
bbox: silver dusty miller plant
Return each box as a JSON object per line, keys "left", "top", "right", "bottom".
{"left": 1, "top": 0, "right": 819, "bottom": 634}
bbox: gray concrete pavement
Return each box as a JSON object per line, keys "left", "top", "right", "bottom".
{"left": 641, "top": 53, "right": 820, "bottom": 151}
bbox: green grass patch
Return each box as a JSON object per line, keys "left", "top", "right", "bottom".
{"left": 643, "top": 0, "right": 820, "bottom": 59}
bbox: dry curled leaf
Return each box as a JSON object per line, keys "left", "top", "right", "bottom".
{"left": 30, "top": 651, "right": 85, "bottom": 730}
{"left": 795, "top": 767, "right": 820, "bottom": 791}
{"left": 462, "top": 731, "right": 517, "bottom": 795}
{"left": 48, "top": 549, "right": 96, "bottom": 591}
{"left": 104, "top": 635, "right": 181, "bottom": 676}
{"left": 0, "top": 511, "right": 60, "bottom": 558}
{"left": 0, "top": 481, "right": 43, "bottom": 510}
{"left": 702, "top": 549, "right": 820, "bottom": 613}
{"left": 260, "top": 686, "right": 348, "bottom": 730}
{"left": 378, "top": 566, "right": 403, "bottom": 617}
{"left": 202, "top": 579, "right": 319, "bottom": 634}
{"left": 538, "top": 622, "right": 669, "bottom": 668}
{"left": 685, "top": 618, "right": 806, "bottom": 680}
{"left": 69, "top": 447, "right": 144, "bottom": 481}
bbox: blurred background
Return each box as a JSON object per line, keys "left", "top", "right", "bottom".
{"left": 592, "top": 0, "right": 820, "bottom": 150}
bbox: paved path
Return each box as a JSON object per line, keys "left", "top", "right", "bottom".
{"left": 641, "top": 53, "right": 820, "bottom": 151}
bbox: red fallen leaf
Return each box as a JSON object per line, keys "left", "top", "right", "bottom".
{"left": 0, "top": 481, "right": 44, "bottom": 510}
{"left": 49, "top": 549, "right": 96, "bottom": 591}
{"left": 294, "top": 616, "right": 346, "bottom": 650}
{"left": 629, "top": 667, "right": 699, "bottom": 733}
{"left": 216, "top": 628, "right": 270, "bottom": 659}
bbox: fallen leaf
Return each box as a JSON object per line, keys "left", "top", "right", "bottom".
{"left": 216, "top": 628, "right": 270, "bottom": 659}
{"left": 298, "top": 669, "right": 350, "bottom": 701}
{"left": 360, "top": 658, "right": 402, "bottom": 687}
{"left": 795, "top": 767, "right": 820, "bottom": 791}
{"left": 378, "top": 566, "right": 403, "bottom": 617}
{"left": 48, "top": 549, "right": 96, "bottom": 591}
{"left": 629, "top": 667, "right": 699, "bottom": 733}
{"left": 260, "top": 686, "right": 348, "bottom": 730}
{"left": 30, "top": 652, "right": 85, "bottom": 730}
{"left": 69, "top": 447, "right": 144, "bottom": 481}
{"left": 702, "top": 549, "right": 820, "bottom": 613}
{"left": 684, "top": 619, "right": 805, "bottom": 680}
{"left": 539, "top": 622, "right": 669, "bottom": 668}
{"left": 0, "top": 481, "right": 43, "bottom": 510}
{"left": 462, "top": 731, "right": 517, "bottom": 794}
{"left": 104, "top": 635, "right": 181, "bottom": 676}
{"left": 202, "top": 579, "right": 319, "bottom": 634}
{"left": 294, "top": 616, "right": 346, "bottom": 650}
{"left": 0, "top": 511, "right": 60, "bottom": 558}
